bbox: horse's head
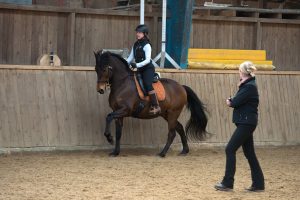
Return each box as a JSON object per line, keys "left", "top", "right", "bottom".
{"left": 94, "top": 51, "right": 113, "bottom": 94}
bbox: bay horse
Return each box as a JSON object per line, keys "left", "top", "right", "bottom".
{"left": 94, "top": 50, "right": 208, "bottom": 157}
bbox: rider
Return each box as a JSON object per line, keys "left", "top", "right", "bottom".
{"left": 127, "top": 24, "right": 161, "bottom": 115}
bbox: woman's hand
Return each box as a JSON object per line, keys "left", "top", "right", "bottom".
{"left": 226, "top": 98, "right": 232, "bottom": 106}
{"left": 131, "top": 63, "right": 137, "bottom": 69}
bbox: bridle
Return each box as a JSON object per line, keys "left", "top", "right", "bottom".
{"left": 97, "top": 65, "right": 113, "bottom": 91}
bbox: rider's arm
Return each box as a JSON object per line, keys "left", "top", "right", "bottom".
{"left": 126, "top": 47, "right": 134, "bottom": 64}
{"left": 136, "top": 44, "right": 151, "bottom": 68}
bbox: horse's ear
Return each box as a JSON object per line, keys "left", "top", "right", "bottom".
{"left": 93, "top": 51, "right": 97, "bottom": 57}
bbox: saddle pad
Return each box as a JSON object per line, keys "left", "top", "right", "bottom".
{"left": 134, "top": 75, "right": 166, "bottom": 101}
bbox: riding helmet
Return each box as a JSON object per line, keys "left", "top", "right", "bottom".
{"left": 135, "top": 24, "right": 149, "bottom": 35}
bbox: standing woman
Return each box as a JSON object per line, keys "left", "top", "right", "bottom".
{"left": 215, "top": 61, "right": 265, "bottom": 192}
{"left": 127, "top": 24, "right": 161, "bottom": 115}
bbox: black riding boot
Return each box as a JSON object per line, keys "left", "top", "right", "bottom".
{"left": 148, "top": 90, "right": 161, "bottom": 115}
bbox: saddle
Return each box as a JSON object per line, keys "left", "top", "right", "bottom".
{"left": 134, "top": 72, "right": 166, "bottom": 101}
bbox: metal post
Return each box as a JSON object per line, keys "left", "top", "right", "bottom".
{"left": 140, "top": 0, "right": 144, "bottom": 24}
{"left": 153, "top": 0, "right": 180, "bottom": 69}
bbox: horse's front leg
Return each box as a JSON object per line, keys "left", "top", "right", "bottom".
{"left": 103, "top": 107, "right": 128, "bottom": 156}
{"left": 109, "top": 118, "right": 123, "bottom": 156}
{"left": 104, "top": 113, "right": 114, "bottom": 145}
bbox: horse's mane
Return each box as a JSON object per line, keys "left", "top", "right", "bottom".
{"left": 95, "top": 50, "right": 131, "bottom": 73}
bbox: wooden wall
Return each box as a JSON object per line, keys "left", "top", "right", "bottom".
{"left": 190, "top": 17, "right": 300, "bottom": 70}
{"left": 0, "top": 4, "right": 160, "bottom": 67}
{"left": 0, "top": 4, "right": 299, "bottom": 70}
{"left": 1, "top": 65, "right": 300, "bottom": 150}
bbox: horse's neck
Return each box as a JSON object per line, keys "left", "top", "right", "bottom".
{"left": 110, "top": 65, "right": 132, "bottom": 86}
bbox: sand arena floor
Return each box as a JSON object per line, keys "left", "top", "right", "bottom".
{"left": 0, "top": 146, "right": 299, "bottom": 200}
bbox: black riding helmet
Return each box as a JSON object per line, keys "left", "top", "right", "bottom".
{"left": 135, "top": 24, "right": 149, "bottom": 35}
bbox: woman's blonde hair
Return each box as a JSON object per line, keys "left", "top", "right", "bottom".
{"left": 239, "top": 61, "right": 257, "bottom": 77}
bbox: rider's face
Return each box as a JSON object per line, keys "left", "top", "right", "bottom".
{"left": 136, "top": 32, "right": 144, "bottom": 40}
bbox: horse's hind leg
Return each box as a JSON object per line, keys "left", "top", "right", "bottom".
{"left": 176, "top": 121, "right": 189, "bottom": 155}
{"left": 158, "top": 128, "right": 176, "bottom": 158}
{"left": 158, "top": 115, "right": 178, "bottom": 157}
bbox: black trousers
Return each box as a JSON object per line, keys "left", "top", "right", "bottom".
{"left": 138, "top": 64, "right": 155, "bottom": 93}
{"left": 222, "top": 124, "right": 264, "bottom": 189}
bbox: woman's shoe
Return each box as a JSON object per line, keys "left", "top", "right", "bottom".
{"left": 245, "top": 186, "right": 264, "bottom": 192}
{"left": 214, "top": 183, "right": 233, "bottom": 191}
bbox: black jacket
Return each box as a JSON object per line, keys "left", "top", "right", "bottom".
{"left": 133, "top": 38, "right": 149, "bottom": 63}
{"left": 230, "top": 77, "right": 259, "bottom": 125}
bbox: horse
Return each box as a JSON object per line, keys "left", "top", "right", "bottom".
{"left": 94, "top": 50, "right": 208, "bottom": 157}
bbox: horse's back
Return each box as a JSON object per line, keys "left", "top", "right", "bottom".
{"left": 159, "top": 78, "right": 187, "bottom": 108}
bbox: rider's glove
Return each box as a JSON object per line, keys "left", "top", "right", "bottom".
{"left": 131, "top": 63, "right": 137, "bottom": 69}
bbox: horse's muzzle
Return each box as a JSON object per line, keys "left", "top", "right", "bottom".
{"left": 98, "top": 89, "right": 105, "bottom": 94}
{"left": 97, "top": 82, "right": 106, "bottom": 94}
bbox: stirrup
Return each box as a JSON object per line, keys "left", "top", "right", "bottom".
{"left": 149, "top": 106, "right": 161, "bottom": 115}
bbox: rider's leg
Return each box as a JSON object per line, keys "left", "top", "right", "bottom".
{"left": 141, "top": 66, "right": 161, "bottom": 115}
{"left": 148, "top": 90, "right": 161, "bottom": 115}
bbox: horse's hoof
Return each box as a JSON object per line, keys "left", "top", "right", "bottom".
{"left": 108, "top": 139, "right": 114, "bottom": 145}
{"left": 106, "top": 136, "right": 114, "bottom": 145}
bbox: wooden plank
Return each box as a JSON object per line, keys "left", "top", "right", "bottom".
{"left": 0, "top": 70, "right": 10, "bottom": 147}
{"left": 2, "top": 70, "right": 24, "bottom": 147}
{"left": 22, "top": 11, "right": 32, "bottom": 64}
{"left": 85, "top": 71, "right": 106, "bottom": 146}
{"left": 47, "top": 13, "right": 58, "bottom": 58}
{"left": 1, "top": 11, "right": 7, "bottom": 64}
{"left": 0, "top": 12, "right": 3, "bottom": 63}
{"left": 16, "top": 70, "right": 38, "bottom": 147}
{"left": 284, "top": 75, "right": 299, "bottom": 143}
{"left": 12, "top": 11, "right": 22, "bottom": 64}
{"left": 41, "top": 13, "right": 48, "bottom": 56}
{"left": 278, "top": 75, "right": 292, "bottom": 143}
{"left": 33, "top": 70, "right": 50, "bottom": 146}
{"left": 30, "top": 12, "right": 42, "bottom": 65}
{"left": 255, "top": 75, "right": 270, "bottom": 142}
{"left": 293, "top": 76, "right": 300, "bottom": 142}
{"left": 56, "top": 13, "right": 68, "bottom": 66}
{"left": 256, "top": 21, "right": 262, "bottom": 50}
{"left": 74, "top": 14, "right": 86, "bottom": 65}
{"left": 67, "top": 12, "right": 75, "bottom": 65}
{"left": 84, "top": 14, "right": 93, "bottom": 66}
{"left": 74, "top": 71, "right": 91, "bottom": 146}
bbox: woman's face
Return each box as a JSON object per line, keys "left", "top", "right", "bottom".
{"left": 239, "top": 69, "right": 249, "bottom": 80}
{"left": 136, "top": 31, "right": 145, "bottom": 40}
{"left": 239, "top": 70, "right": 244, "bottom": 79}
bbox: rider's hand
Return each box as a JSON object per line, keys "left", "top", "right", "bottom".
{"left": 131, "top": 63, "right": 137, "bottom": 69}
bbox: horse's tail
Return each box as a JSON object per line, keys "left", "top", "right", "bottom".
{"left": 182, "top": 85, "right": 208, "bottom": 141}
